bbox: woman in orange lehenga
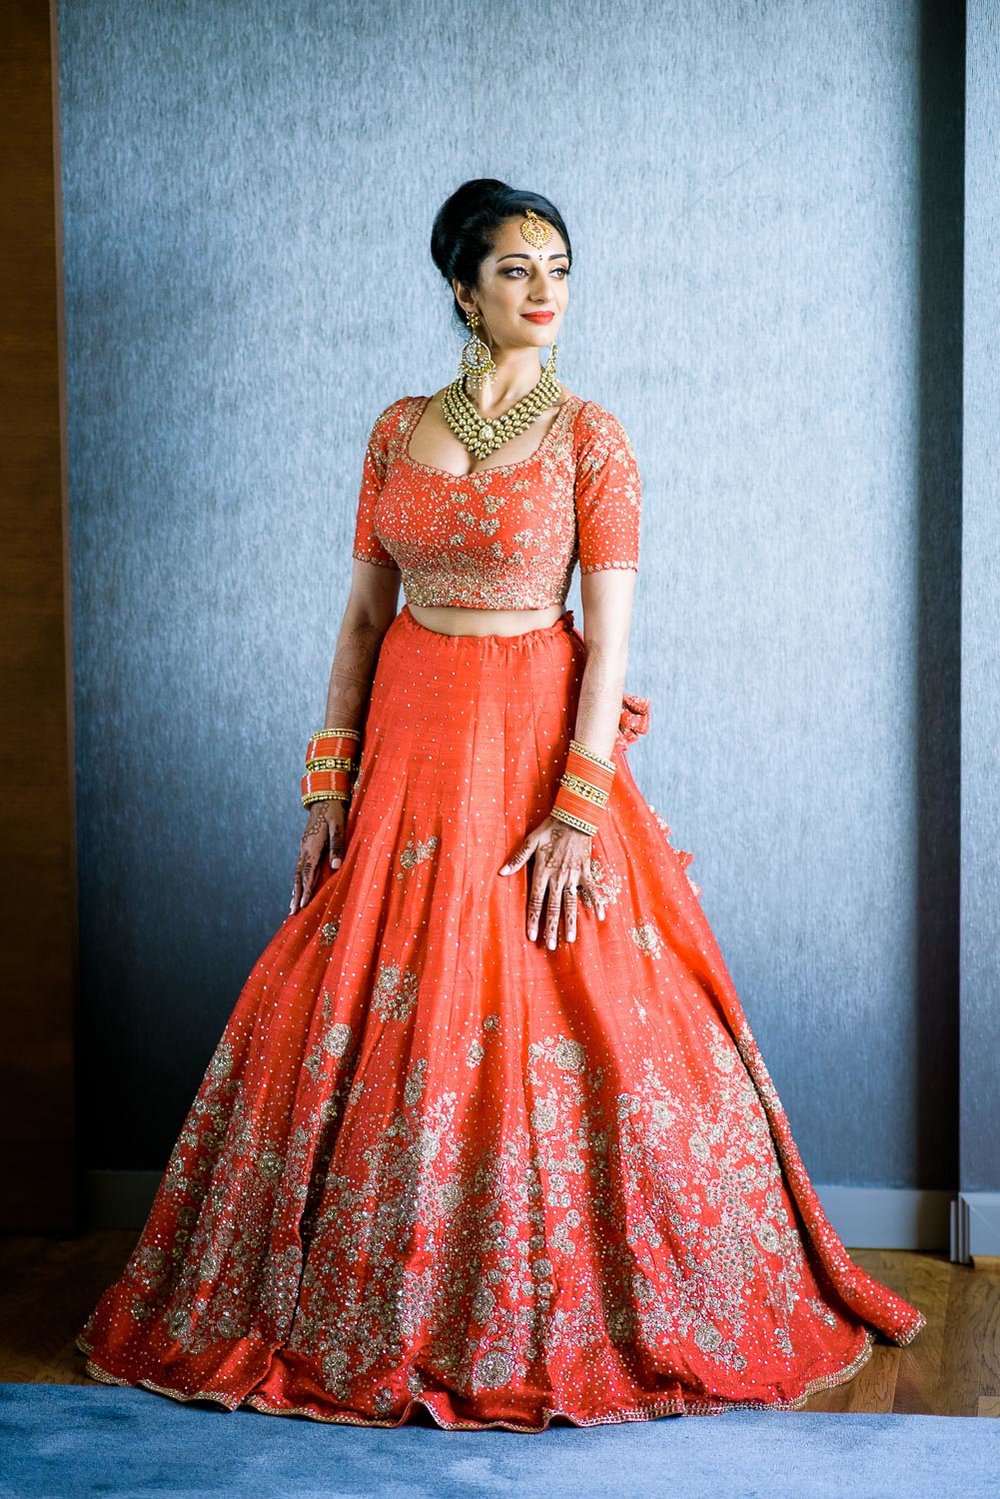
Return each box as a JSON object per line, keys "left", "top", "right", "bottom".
{"left": 77, "top": 178, "right": 925, "bottom": 1431}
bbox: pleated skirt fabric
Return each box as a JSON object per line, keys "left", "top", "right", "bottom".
{"left": 77, "top": 602, "right": 925, "bottom": 1431}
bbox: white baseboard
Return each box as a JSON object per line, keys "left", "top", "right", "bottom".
{"left": 85, "top": 1171, "right": 955, "bottom": 1252}
{"left": 813, "top": 1186, "right": 952, "bottom": 1252}
{"left": 950, "top": 1192, "right": 1000, "bottom": 1262}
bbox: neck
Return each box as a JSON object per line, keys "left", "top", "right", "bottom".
{"left": 466, "top": 348, "right": 550, "bottom": 415}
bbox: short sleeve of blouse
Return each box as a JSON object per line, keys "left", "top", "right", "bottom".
{"left": 351, "top": 400, "right": 407, "bottom": 569}
{"left": 573, "top": 402, "right": 642, "bottom": 573}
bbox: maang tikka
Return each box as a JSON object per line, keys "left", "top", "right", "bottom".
{"left": 455, "top": 207, "right": 561, "bottom": 393}
{"left": 519, "top": 208, "right": 561, "bottom": 379}
{"left": 519, "top": 206, "right": 551, "bottom": 249}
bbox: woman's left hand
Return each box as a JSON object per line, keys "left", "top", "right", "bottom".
{"left": 498, "top": 814, "right": 606, "bottom": 947}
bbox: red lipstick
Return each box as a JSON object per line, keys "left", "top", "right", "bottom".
{"left": 521, "top": 311, "right": 555, "bottom": 323}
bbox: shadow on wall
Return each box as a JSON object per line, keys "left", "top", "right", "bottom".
{"left": 913, "top": 0, "right": 963, "bottom": 1192}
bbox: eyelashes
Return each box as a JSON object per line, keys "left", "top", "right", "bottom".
{"left": 503, "top": 265, "right": 571, "bottom": 278}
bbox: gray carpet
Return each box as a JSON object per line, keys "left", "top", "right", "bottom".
{"left": 1, "top": 1384, "right": 998, "bottom": 1498}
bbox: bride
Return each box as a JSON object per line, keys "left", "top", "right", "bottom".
{"left": 77, "top": 177, "right": 925, "bottom": 1431}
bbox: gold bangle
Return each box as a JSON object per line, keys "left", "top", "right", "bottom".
{"left": 559, "top": 771, "right": 610, "bottom": 806}
{"left": 550, "top": 805, "right": 598, "bottom": 836}
{"left": 303, "top": 789, "right": 352, "bottom": 808}
{"left": 569, "top": 738, "right": 615, "bottom": 773}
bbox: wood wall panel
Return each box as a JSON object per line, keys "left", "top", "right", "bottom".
{"left": 0, "top": 0, "right": 79, "bottom": 1231}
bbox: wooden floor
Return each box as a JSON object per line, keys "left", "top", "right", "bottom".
{"left": 804, "top": 1250, "right": 1000, "bottom": 1417}
{"left": 1, "top": 1234, "right": 997, "bottom": 1417}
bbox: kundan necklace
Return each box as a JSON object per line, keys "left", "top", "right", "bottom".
{"left": 441, "top": 364, "right": 563, "bottom": 462}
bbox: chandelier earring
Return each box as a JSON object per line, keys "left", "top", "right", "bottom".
{"left": 457, "top": 308, "right": 497, "bottom": 391}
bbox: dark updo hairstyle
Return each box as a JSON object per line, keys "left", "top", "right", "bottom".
{"left": 430, "top": 178, "right": 573, "bottom": 334}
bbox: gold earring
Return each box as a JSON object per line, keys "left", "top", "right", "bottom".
{"left": 544, "top": 340, "right": 559, "bottom": 377}
{"left": 458, "top": 309, "right": 496, "bottom": 391}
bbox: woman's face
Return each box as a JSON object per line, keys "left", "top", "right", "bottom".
{"left": 454, "top": 215, "right": 570, "bottom": 355}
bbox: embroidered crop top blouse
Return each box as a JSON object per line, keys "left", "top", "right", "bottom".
{"left": 350, "top": 392, "right": 642, "bottom": 609}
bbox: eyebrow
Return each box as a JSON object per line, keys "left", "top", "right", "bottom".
{"left": 495, "top": 251, "right": 569, "bottom": 263}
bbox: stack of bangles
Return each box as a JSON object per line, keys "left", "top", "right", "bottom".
{"left": 300, "top": 728, "right": 361, "bottom": 809}
{"left": 550, "top": 738, "right": 616, "bottom": 837}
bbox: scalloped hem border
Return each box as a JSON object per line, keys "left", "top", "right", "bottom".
{"left": 894, "top": 1306, "right": 927, "bottom": 1346}
{"left": 75, "top": 1323, "right": 887, "bottom": 1433}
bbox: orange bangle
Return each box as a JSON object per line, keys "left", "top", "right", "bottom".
{"left": 564, "top": 745, "right": 614, "bottom": 794}
{"left": 551, "top": 739, "right": 616, "bottom": 836}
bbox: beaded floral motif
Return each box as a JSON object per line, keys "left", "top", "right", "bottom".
{"left": 631, "top": 920, "right": 665, "bottom": 957}
{"left": 574, "top": 408, "right": 642, "bottom": 575}
{"left": 396, "top": 833, "right": 439, "bottom": 880}
{"left": 112, "top": 1032, "right": 332, "bottom": 1356}
{"left": 303, "top": 988, "right": 353, "bottom": 1080}
{"left": 77, "top": 600, "right": 926, "bottom": 1429}
{"left": 351, "top": 395, "right": 642, "bottom": 610}
{"left": 466, "top": 1011, "right": 502, "bottom": 1069}
{"left": 79, "top": 927, "right": 924, "bottom": 1423}
{"left": 263, "top": 1013, "right": 829, "bottom": 1406}
{"left": 579, "top": 855, "right": 623, "bottom": 909}
{"left": 372, "top": 960, "right": 420, "bottom": 1023}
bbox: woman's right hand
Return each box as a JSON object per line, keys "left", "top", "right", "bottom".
{"left": 290, "top": 799, "right": 348, "bottom": 913}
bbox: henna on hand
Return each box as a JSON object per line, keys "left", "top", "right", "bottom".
{"left": 498, "top": 815, "right": 605, "bottom": 947}
{"left": 290, "top": 800, "right": 347, "bottom": 914}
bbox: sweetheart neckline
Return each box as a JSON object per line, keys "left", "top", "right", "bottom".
{"left": 398, "top": 393, "right": 584, "bottom": 482}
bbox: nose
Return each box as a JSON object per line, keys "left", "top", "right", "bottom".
{"left": 529, "top": 267, "right": 561, "bottom": 301}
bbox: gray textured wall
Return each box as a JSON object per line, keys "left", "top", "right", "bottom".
{"left": 961, "top": 0, "right": 999, "bottom": 1195}
{"left": 59, "top": 0, "right": 964, "bottom": 1187}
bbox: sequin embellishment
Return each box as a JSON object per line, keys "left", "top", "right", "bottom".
{"left": 351, "top": 395, "right": 642, "bottom": 609}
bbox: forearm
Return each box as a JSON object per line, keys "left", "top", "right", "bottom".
{"left": 569, "top": 637, "right": 628, "bottom": 763}
{"left": 320, "top": 610, "right": 389, "bottom": 733}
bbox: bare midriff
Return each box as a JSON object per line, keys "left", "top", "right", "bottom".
{"left": 407, "top": 602, "right": 565, "bottom": 637}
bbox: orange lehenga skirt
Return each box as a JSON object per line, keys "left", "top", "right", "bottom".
{"left": 77, "top": 602, "right": 925, "bottom": 1431}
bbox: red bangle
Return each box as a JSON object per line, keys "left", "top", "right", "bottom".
{"left": 302, "top": 727, "right": 361, "bottom": 808}
{"left": 301, "top": 768, "right": 355, "bottom": 807}
{"left": 306, "top": 728, "right": 360, "bottom": 765}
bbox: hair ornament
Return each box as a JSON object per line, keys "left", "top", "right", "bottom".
{"left": 519, "top": 207, "right": 553, "bottom": 248}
